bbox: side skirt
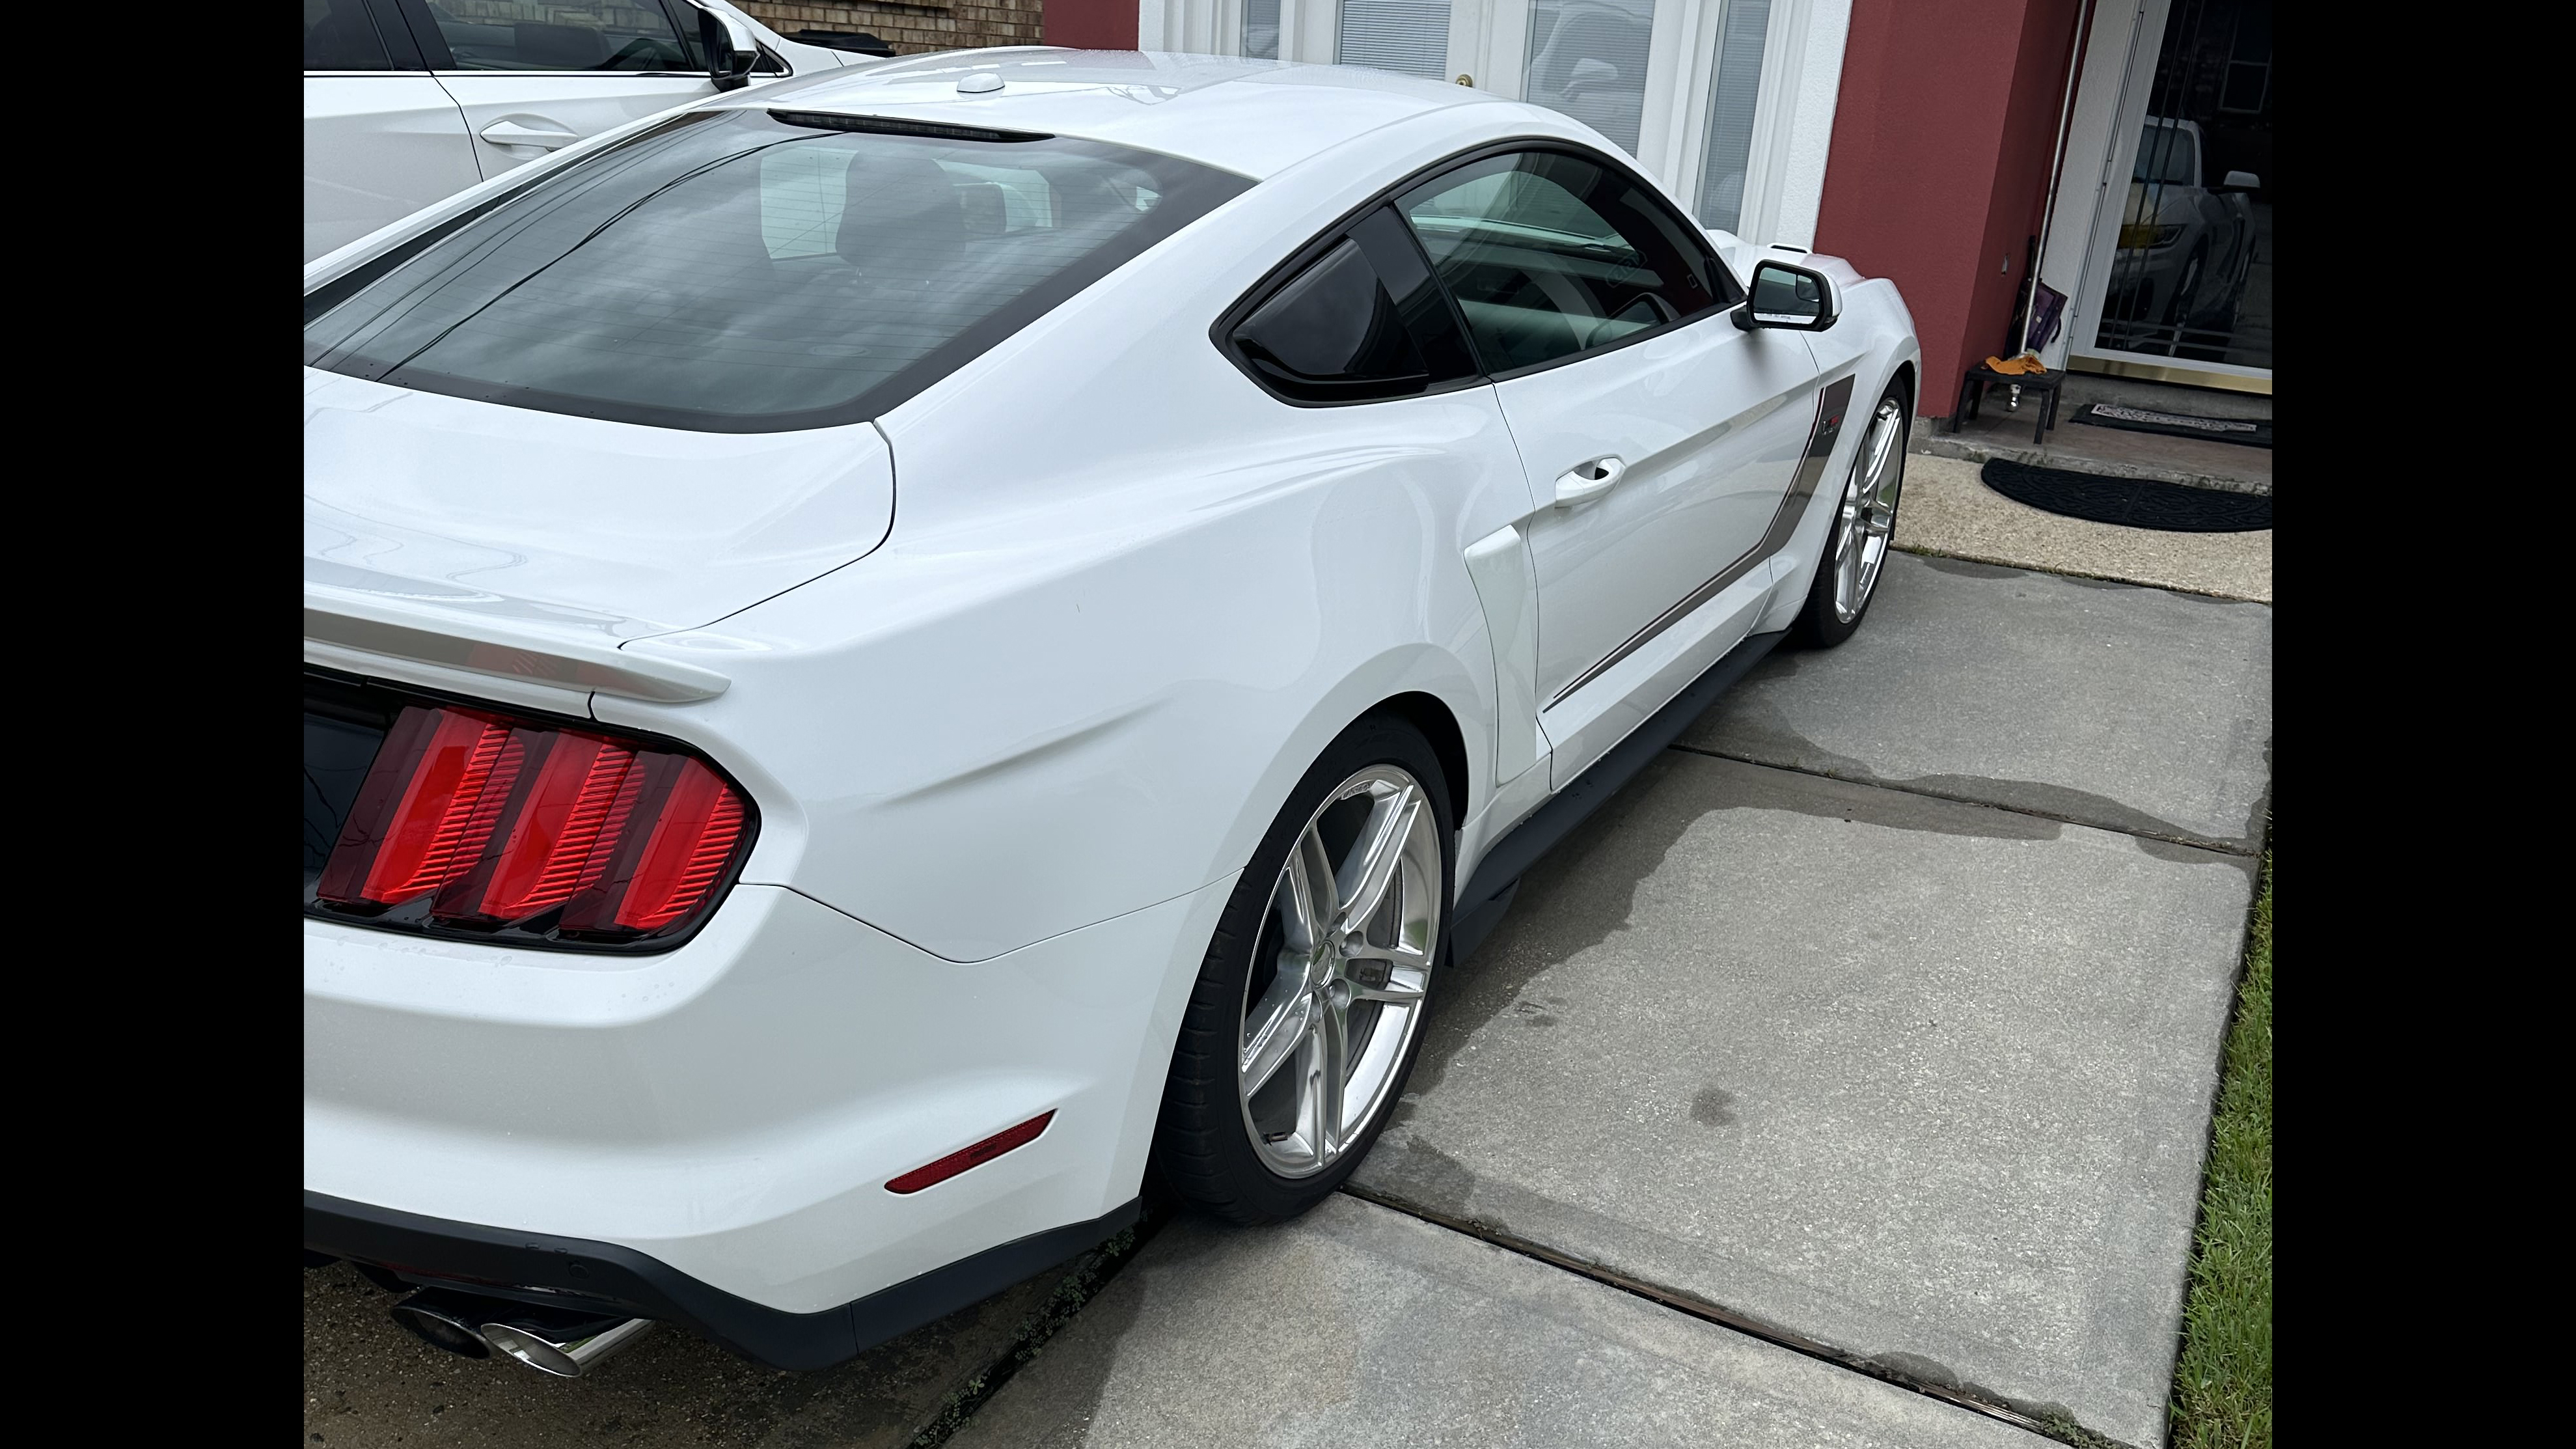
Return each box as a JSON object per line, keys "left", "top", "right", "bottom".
{"left": 1450, "top": 628, "right": 1787, "bottom": 961}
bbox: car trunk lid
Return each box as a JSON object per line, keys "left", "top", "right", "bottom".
{"left": 304, "top": 370, "right": 894, "bottom": 696}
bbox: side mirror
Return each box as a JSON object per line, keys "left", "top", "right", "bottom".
{"left": 688, "top": 1, "right": 761, "bottom": 91}
{"left": 2217, "top": 169, "right": 2261, "bottom": 192}
{"left": 1733, "top": 259, "right": 1838, "bottom": 332}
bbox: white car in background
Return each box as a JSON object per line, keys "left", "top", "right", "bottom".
{"left": 303, "top": 0, "right": 881, "bottom": 261}
{"left": 303, "top": 50, "right": 1920, "bottom": 1377}
{"left": 2105, "top": 116, "right": 2260, "bottom": 338}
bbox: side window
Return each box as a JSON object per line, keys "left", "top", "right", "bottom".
{"left": 424, "top": 1, "right": 691, "bottom": 72}
{"left": 1225, "top": 206, "right": 1479, "bottom": 405}
{"left": 306, "top": 0, "right": 394, "bottom": 70}
{"left": 1397, "top": 149, "right": 1738, "bottom": 374}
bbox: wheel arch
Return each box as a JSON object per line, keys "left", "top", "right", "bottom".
{"left": 1373, "top": 690, "right": 1472, "bottom": 829}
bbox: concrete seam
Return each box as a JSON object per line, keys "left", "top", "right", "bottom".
{"left": 1665, "top": 743, "right": 2258, "bottom": 857}
{"left": 1887, "top": 542, "right": 2269, "bottom": 605}
{"left": 1339, "top": 1183, "right": 2137, "bottom": 1449}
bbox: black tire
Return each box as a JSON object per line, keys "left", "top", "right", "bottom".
{"left": 1789, "top": 380, "right": 1910, "bottom": 650}
{"left": 1151, "top": 714, "right": 1455, "bottom": 1224}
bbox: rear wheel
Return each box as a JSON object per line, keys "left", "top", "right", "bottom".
{"left": 1153, "top": 716, "right": 1452, "bottom": 1223}
{"left": 1790, "top": 384, "right": 1908, "bottom": 649}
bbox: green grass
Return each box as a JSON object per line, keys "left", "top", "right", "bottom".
{"left": 2169, "top": 853, "right": 2271, "bottom": 1449}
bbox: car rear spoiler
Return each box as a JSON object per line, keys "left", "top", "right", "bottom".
{"left": 303, "top": 582, "right": 730, "bottom": 704}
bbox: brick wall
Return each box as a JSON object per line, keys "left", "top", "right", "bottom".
{"left": 741, "top": 1, "right": 1043, "bottom": 55}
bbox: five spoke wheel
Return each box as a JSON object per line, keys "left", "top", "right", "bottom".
{"left": 1830, "top": 396, "right": 1906, "bottom": 625}
{"left": 1236, "top": 766, "right": 1440, "bottom": 1177}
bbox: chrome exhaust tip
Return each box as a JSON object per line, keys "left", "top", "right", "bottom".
{"left": 389, "top": 1290, "right": 495, "bottom": 1359}
{"left": 479, "top": 1313, "right": 653, "bottom": 1378}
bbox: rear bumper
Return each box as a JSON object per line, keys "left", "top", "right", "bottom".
{"left": 305, "top": 1190, "right": 1136, "bottom": 1370}
{"left": 305, "top": 875, "right": 1235, "bottom": 1349}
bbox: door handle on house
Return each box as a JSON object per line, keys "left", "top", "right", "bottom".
{"left": 478, "top": 119, "right": 582, "bottom": 150}
{"left": 1553, "top": 456, "right": 1625, "bottom": 507}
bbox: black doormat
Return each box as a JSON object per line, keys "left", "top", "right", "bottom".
{"left": 2068, "top": 402, "right": 2271, "bottom": 449}
{"left": 1980, "top": 459, "right": 2273, "bottom": 532}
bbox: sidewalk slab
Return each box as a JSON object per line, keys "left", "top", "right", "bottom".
{"left": 950, "top": 1194, "right": 2049, "bottom": 1449}
{"left": 1886, "top": 454, "right": 2271, "bottom": 603}
{"left": 1682, "top": 547, "right": 2272, "bottom": 850}
{"left": 1352, "top": 754, "right": 2254, "bottom": 1448}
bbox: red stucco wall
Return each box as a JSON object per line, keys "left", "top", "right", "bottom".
{"left": 1816, "top": 0, "right": 2085, "bottom": 417}
{"left": 1043, "top": 0, "right": 1138, "bottom": 48}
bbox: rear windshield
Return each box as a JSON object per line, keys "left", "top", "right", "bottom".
{"left": 303, "top": 109, "right": 1252, "bottom": 432}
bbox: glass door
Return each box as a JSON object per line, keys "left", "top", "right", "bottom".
{"left": 2087, "top": 0, "right": 2271, "bottom": 375}
{"left": 1207, "top": 0, "right": 1791, "bottom": 244}
{"left": 1336, "top": 0, "right": 1460, "bottom": 78}
{"left": 1518, "top": 0, "right": 1661, "bottom": 156}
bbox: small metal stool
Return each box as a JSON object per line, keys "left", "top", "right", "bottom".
{"left": 1949, "top": 363, "right": 2065, "bottom": 445}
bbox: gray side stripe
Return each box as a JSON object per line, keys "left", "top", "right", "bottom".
{"left": 1544, "top": 373, "right": 1856, "bottom": 710}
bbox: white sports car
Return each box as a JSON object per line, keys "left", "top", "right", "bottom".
{"left": 302, "top": 49, "right": 1920, "bottom": 1376}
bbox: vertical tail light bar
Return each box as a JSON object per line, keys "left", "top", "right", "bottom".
{"left": 312, "top": 702, "right": 756, "bottom": 948}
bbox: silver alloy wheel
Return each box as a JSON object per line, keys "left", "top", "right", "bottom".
{"left": 1237, "top": 765, "right": 1440, "bottom": 1178}
{"left": 1830, "top": 398, "right": 1906, "bottom": 624}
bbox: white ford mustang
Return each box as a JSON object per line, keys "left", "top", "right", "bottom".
{"left": 303, "top": 48, "right": 1919, "bottom": 1375}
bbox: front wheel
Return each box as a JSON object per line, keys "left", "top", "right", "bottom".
{"left": 1790, "top": 384, "right": 1908, "bottom": 649}
{"left": 1152, "top": 716, "right": 1453, "bottom": 1224}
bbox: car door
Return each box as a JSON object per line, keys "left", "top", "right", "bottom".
{"left": 1393, "top": 147, "right": 1820, "bottom": 787}
{"left": 387, "top": 0, "right": 717, "bottom": 180}
{"left": 304, "top": 0, "right": 480, "bottom": 262}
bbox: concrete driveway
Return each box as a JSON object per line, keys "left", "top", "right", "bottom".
{"left": 950, "top": 551, "right": 2271, "bottom": 1449}
{"left": 305, "top": 549, "right": 2270, "bottom": 1449}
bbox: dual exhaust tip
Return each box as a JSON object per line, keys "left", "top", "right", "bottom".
{"left": 391, "top": 1288, "right": 653, "bottom": 1377}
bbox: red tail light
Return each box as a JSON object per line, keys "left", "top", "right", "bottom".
{"left": 313, "top": 702, "right": 756, "bottom": 948}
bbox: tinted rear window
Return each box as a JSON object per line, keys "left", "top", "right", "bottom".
{"left": 303, "top": 109, "right": 1252, "bottom": 432}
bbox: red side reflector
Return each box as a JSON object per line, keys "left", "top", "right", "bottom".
{"left": 885, "top": 1112, "right": 1057, "bottom": 1195}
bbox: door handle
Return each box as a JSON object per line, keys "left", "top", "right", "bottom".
{"left": 478, "top": 119, "right": 581, "bottom": 150}
{"left": 1553, "top": 456, "right": 1625, "bottom": 508}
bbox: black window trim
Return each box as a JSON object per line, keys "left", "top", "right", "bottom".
{"left": 1212, "top": 204, "right": 1486, "bottom": 410}
{"left": 303, "top": 0, "right": 417, "bottom": 72}
{"left": 1211, "top": 136, "right": 1751, "bottom": 406}
{"left": 384, "top": 0, "right": 456, "bottom": 68}
{"left": 361, "top": 0, "right": 426, "bottom": 69}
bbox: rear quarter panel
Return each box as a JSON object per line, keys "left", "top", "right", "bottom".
{"left": 600, "top": 105, "right": 1576, "bottom": 964}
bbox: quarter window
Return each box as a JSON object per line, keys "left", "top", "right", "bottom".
{"left": 1397, "top": 149, "right": 1733, "bottom": 374}
{"left": 1226, "top": 206, "right": 1479, "bottom": 404}
{"left": 422, "top": 1, "right": 692, "bottom": 72}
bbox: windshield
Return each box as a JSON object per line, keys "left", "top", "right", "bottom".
{"left": 2132, "top": 121, "right": 2197, "bottom": 186}
{"left": 303, "top": 109, "right": 1251, "bottom": 432}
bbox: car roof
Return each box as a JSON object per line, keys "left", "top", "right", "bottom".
{"left": 715, "top": 48, "right": 1507, "bottom": 180}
